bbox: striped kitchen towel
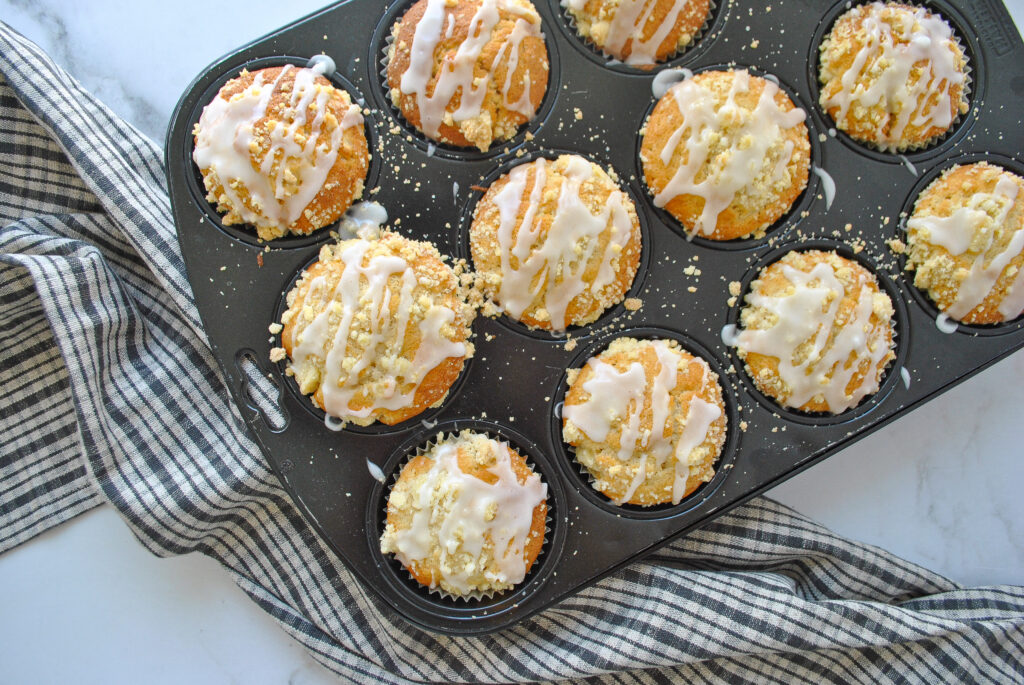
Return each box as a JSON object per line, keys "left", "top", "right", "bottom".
{"left": 2, "top": 22, "right": 1023, "bottom": 684}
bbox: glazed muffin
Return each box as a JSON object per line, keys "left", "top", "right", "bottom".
{"left": 906, "top": 163, "right": 1024, "bottom": 324}
{"left": 380, "top": 430, "right": 548, "bottom": 596}
{"left": 272, "top": 232, "right": 475, "bottom": 427}
{"left": 470, "top": 154, "right": 642, "bottom": 331}
{"left": 386, "top": 0, "right": 549, "bottom": 151}
{"left": 561, "top": 0, "right": 711, "bottom": 66}
{"left": 193, "top": 65, "right": 369, "bottom": 241}
{"left": 819, "top": 2, "right": 969, "bottom": 152}
{"left": 733, "top": 250, "right": 896, "bottom": 414}
{"left": 640, "top": 69, "right": 810, "bottom": 241}
{"left": 562, "top": 337, "right": 727, "bottom": 506}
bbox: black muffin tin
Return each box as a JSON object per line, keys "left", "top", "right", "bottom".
{"left": 166, "top": 0, "right": 1024, "bottom": 634}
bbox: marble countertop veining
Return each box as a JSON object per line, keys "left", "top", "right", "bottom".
{"left": 1, "top": 1, "right": 1023, "bottom": 683}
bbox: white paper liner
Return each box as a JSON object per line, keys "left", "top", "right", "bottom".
{"left": 817, "top": 1, "right": 974, "bottom": 154}
{"left": 732, "top": 248, "right": 902, "bottom": 416}
{"left": 378, "top": 429, "right": 553, "bottom": 603}
{"left": 559, "top": 343, "right": 724, "bottom": 509}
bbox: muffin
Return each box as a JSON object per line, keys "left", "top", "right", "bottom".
{"left": 640, "top": 69, "right": 810, "bottom": 240}
{"left": 905, "top": 162, "right": 1024, "bottom": 324}
{"left": 386, "top": 0, "right": 549, "bottom": 151}
{"left": 380, "top": 430, "right": 548, "bottom": 596}
{"left": 562, "top": 337, "right": 727, "bottom": 506}
{"left": 818, "top": 2, "right": 969, "bottom": 152}
{"left": 470, "top": 154, "right": 642, "bottom": 331}
{"left": 733, "top": 250, "right": 897, "bottom": 414}
{"left": 272, "top": 232, "right": 475, "bottom": 427}
{"left": 193, "top": 65, "right": 370, "bottom": 241}
{"left": 561, "top": 0, "right": 711, "bottom": 66}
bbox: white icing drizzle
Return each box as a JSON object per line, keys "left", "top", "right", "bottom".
{"left": 671, "top": 392, "right": 720, "bottom": 504}
{"left": 563, "top": 341, "right": 720, "bottom": 505}
{"left": 720, "top": 323, "right": 740, "bottom": 347}
{"left": 564, "top": 360, "right": 647, "bottom": 447}
{"left": 399, "top": 0, "right": 543, "bottom": 138}
{"left": 821, "top": 3, "right": 965, "bottom": 147}
{"left": 999, "top": 265, "right": 1024, "bottom": 320}
{"left": 193, "top": 65, "right": 363, "bottom": 228}
{"left": 900, "top": 155, "right": 919, "bottom": 177}
{"left": 366, "top": 458, "right": 386, "bottom": 483}
{"left": 908, "top": 175, "right": 1022, "bottom": 319}
{"left": 900, "top": 367, "right": 911, "bottom": 389}
{"left": 935, "top": 312, "right": 958, "bottom": 334}
{"left": 391, "top": 440, "right": 546, "bottom": 593}
{"left": 812, "top": 166, "right": 836, "bottom": 210}
{"left": 291, "top": 241, "right": 466, "bottom": 421}
{"left": 306, "top": 54, "right": 336, "bottom": 77}
{"left": 735, "top": 261, "right": 892, "bottom": 413}
{"left": 654, "top": 70, "right": 807, "bottom": 236}
{"left": 492, "top": 15, "right": 540, "bottom": 117}
{"left": 337, "top": 201, "right": 388, "bottom": 240}
{"left": 651, "top": 67, "right": 693, "bottom": 99}
{"left": 492, "top": 156, "right": 634, "bottom": 331}
{"left": 597, "top": 0, "right": 701, "bottom": 66}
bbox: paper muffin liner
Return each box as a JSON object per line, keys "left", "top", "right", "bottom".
{"left": 377, "top": 3, "right": 547, "bottom": 157}
{"left": 897, "top": 157, "right": 1024, "bottom": 330}
{"left": 729, "top": 244, "right": 904, "bottom": 419}
{"left": 461, "top": 148, "right": 652, "bottom": 340}
{"left": 817, "top": 1, "right": 974, "bottom": 154}
{"left": 185, "top": 56, "right": 377, "bottom": 250}
{"left": 268, "top": 245, "right": 475, "bottom": 436}
{"left": 378, "top": 428, "right": 553, "bottom": 603}
{"left": 560, "top": 0, "right": 717, "bottom": 70}
{"left": 635, "top": 65, "right": 821, "bottom": 250}
{"left": 558, "top": 338, "right": 726, "bottom": 511}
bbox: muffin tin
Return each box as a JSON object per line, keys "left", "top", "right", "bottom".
{"left": 165, "top": 0, "right": 1024, "bottom": 634}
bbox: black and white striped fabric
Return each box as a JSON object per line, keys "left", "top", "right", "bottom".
{"left": 2, "top": 22, "right": 1023, "bottom": 683}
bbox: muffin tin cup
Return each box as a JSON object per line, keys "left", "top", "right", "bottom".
{"left": 553, "top": 0, "right": 724, "bottom": 72}
{"left": 366, "top": 420, "right": 566, "bottom": 615}
{"left": 166, "top": 0, "right": 1024, "bottom": 634}
{"left": 634, "top": 63, "right": 824, "bottom": 251}
{"left": 456, "top": 146, "right": 654, "bottom": 342}
{"left": 550, "top": 326, "right": 741, "bottom": 520}
{"left": 723, "top": 238, "right": 910, "bottom": 426}
{"left": 370, "top": 0, "right": 563, "bottom": 161}
{"left": 184, "top": 54, "right": 383, "bottom": 250}
{"left": 807, "top": 0, "right": 982, "bottom": 162}
{"left": 269, "top": 246, "right": 478, "bottom": 436}
{"left": 896, "top": 151, "right": 1024, "bottom": 337}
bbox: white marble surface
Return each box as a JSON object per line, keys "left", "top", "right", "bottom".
{"left": 1, "top": 1, "right": 1023, "bottom": 682}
